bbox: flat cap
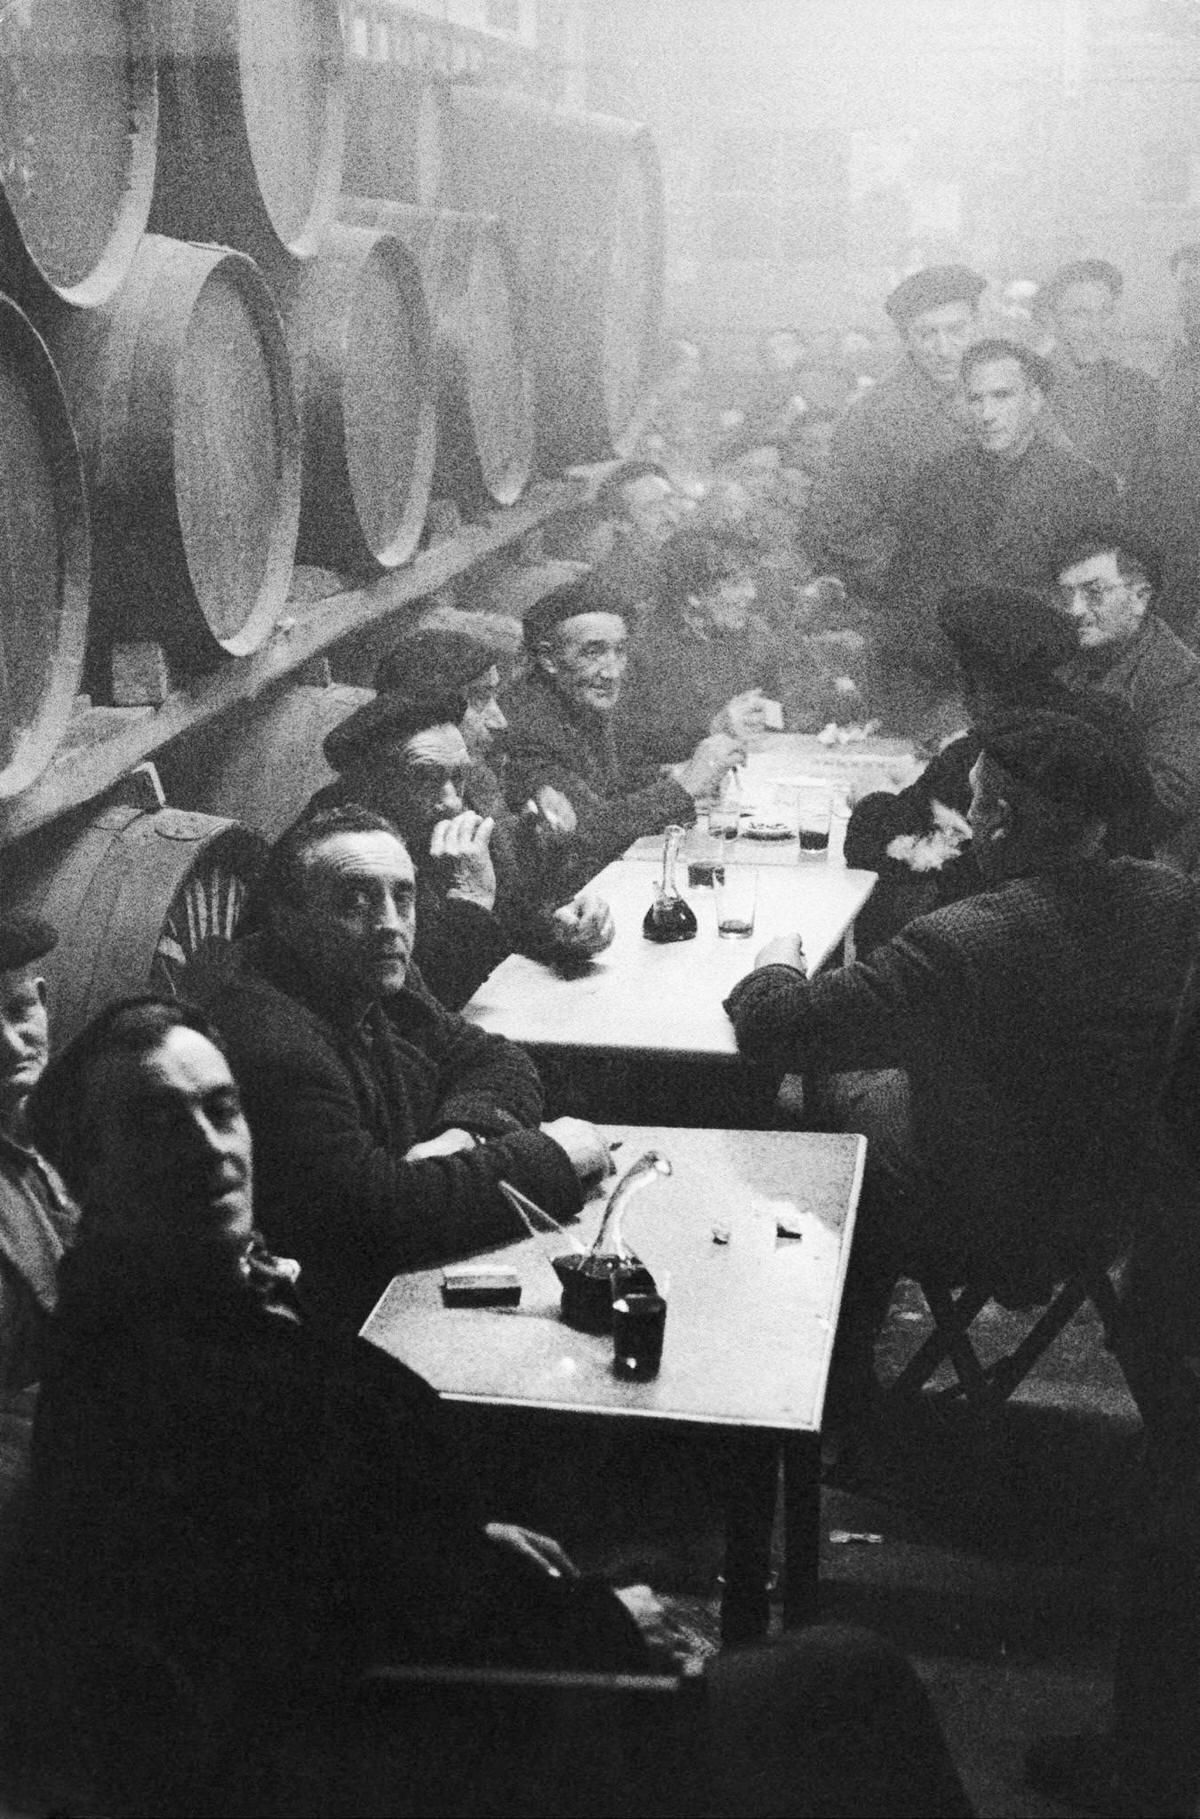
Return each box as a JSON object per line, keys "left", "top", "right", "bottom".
{"left": 885, "top": 263, "right": 986, "bottom": 326}
{"left": 323, "top": 688, "right": 464, "bottom": 773}
{"left": 938, "top": 584, "right": 1076, "bottom": 677}
{"left": 980, "top": 708, "right": 1151, "bottom": 824}
{"left": 0, "top": 911, "right": 57, "bottom": 972}
{"left": 374, "top": 622, "right": 510, "bottom": 697}
{"left": 1038, "top": 258, "right": 1123, "bottom": 310}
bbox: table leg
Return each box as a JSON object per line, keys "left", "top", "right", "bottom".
{"left": 781, "top": 1431, "right": 822, "bottom": 1628}
{"left": 719, "top": 1430, "right": 779, "bottom": 1646}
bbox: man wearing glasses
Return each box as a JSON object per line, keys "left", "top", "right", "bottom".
{"left": 1054, "top": 531, "right": 1200, "bottom": 871}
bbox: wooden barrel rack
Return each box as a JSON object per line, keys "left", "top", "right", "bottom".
{"left": 447, "top": 88, "right": 665, "bottom": 472}
{"left": 0, "top": 295, "right": 91, "bottom": 801}
{"left": 282, "top": 224, "right": 437, "bottom": 576}
{"left": 340, "top": 197, "right": 534, "bottom": 509}
{"left": 47, "top": 233, "right": 301, "bottom": 693}
{"left": 149, "top": 0, "right": 345, "bottom": 277}
{"left": 0, "top": 0, "right": 158, "bottom": 310}
{"left": 6, "top": 789, "right": 268, "bottom": 1046}
{"left": 157, "top": 681, "right": 372, "bottom": 841}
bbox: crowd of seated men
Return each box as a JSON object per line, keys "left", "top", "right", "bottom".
{"left": 4, "top": 250, "right": 1200, "bottom": 1815}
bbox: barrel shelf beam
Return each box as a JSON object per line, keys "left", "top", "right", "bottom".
{"left": 0, "top": 483, "right": 577, "bottom": 851}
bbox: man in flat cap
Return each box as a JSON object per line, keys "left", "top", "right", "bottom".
{"left": 1039, "top": 258, "right": 1159, "bottom": 488}
{"left": 726, "top": 708, "right": 1198, "bottom": 1412}
{"left": 315, "top": 655, "right": 613, "bottom": 1011}
{"left": 1053, "top": 528, "right": 1200, "bottom": 870}
{"left": 801, "top": 263, "right": 986, "bottom": 588}
{"left": 0, "top": 913, "right": 76, "bottom": 1540}
{"left": 501, "top": 574, "right": 744, "bottom": 885}
{"left": 875, "top": 337, "right": 1120, "bottom": 730}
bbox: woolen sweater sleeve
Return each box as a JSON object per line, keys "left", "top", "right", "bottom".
{"left": 724, "top": 917, "right": 976, "bottom": 1074}
{"left": 412, "top": 893, "right": 514, "bottom": 1012}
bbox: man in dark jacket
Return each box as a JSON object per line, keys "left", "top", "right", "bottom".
{"left": 13, "top": 995, "right": 973, "bottom": 1819}
{"left": 875, "top": 337, "right": 1121, "bottom": 728}
{"left": 317, "top": 652, "right": 613, "bottom": 1010}
{"left": 1038, "top": 258, "right": 1159, "bottom": 489}
{"left": 726, "top": 711, "right": 1198, "bottom": 1402}
{"left": 502, "top": 573, "right": 744, "bottom": 887}
{"left": 201, "top": 805, "right": 610, "bottom": 1326}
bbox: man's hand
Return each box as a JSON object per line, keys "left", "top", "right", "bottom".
{"left": 711, "top": 689, "right": 769, "bottom": 744}
{"left": 520, "top": 785, "right": 577, "bottom": 839}
{"left": 403, "top": 1127, "right": 478, "bottom": 1162}
{"left": 671, "top": 732, "right": 745, "bottom": 800}
{"left": 549, "top": 893, "right": 615, "bottom": 958}
{"left": 484, "top": 1523, "right": 581, "bottom": 1580}
{"left": 430, "top": 812, "right": 496, "bottom": 912}
{"left": 753, "top": 933, "right": 806, "bottom": 974}
{"left": 541, "top": 1115, "right": 612, "bottom": 1182}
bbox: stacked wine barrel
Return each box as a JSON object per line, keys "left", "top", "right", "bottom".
{"left": 0, "top": 2, "right": 663, "bottom": 1025}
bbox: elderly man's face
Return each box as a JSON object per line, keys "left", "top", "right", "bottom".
{"left": 903, "top": 300, "right": 976, "bottom": 390}
{"left": 1052, "top": 280, "right": 1113, "bottom": 366}
{"left": 1055, "top": 549, "right": 1149, "bottom": 652}
{"left": 291, "top": 830, "right": 416, "bottom": 999}
{"left": 966, "top": 356, "right": 1042, "bottom": 459}
{"left": 621, "top": 475, "right": 685, "bottom": 544}
{"left": 0, "top": 962, "right": 48, "bottom": 1126}
{"left": 460, "top": 665, "right": 507, "bottom": 760}
{"left": 360, "top": 724, "right": 468, "bottom": 845}
{"left": 82, "top": 1027, "right": 254, "bottom": 1256}
{"left": 541, "top": 612, "right": 629, "bottom": 717}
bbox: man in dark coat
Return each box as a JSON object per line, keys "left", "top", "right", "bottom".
{"left": 1038, "top": 258, "right": 1159, "bottom": 488}
{"left": 317, "top": 635, "right": 613, "bottom": 1010}
{"left": 1135, "top": 242, "right": 1200, "bottom": 641}
{"left": 12, "top": 995, "right": 974, "bottom": 1819}
{"left": 1053, "top": 529, "right": 1200, "bottom": 871}
{"left": 201, "top": 805, "right": 610, "bottom": 1327}
{"left": 802, "top": 263, "right": 986, "bottom": 588}
{"left": 726, "top": 712, "right": 1198, "bottom": 1403}
{"left": 875, "top": 337, "right": 1120, "bottom": 726}
{"left": 501, "top": 573, "right": 744, "bottom": 887}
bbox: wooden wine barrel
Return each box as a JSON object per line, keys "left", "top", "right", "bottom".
{"left": 46, "top": 234, "right": 300, "bottom": 688}
{"left": 343, "top": 61, "right": 449, "bottom": 209}
{"left": 6, "top": 799, "right": 267, "bottom": 1045}
{"left": 149, "top": 0, "right": 344, "bottom": 276}
{"left": 0, "top": 295, "right": 90, "bottom": 799}
{"left": 339, "top": 197, "right": 533, "bottom": 509}
{"left": 0, "top": 0, "right": 157, "bottom": 309}
{"left": 281, "top": 225, "right": 436, "bottom": 574}
{"left": 447, "top": 90, "right": 664, "bottom": 471}
{"left": 156, "top": 681, "right": 372, "bottom": 840}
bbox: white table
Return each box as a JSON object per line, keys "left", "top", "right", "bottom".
{"left": 463, "top": 857, "right": 876, "bottom": 1060}
{"left": 362, "top": 1125, "right": 866, "bottom": 1641}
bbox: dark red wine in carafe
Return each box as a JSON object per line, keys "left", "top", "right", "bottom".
{"left": 643, "top": 825, "right": 698, "bottom": 943}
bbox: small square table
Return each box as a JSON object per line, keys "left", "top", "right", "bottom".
{"left": 361, "top": 1126, "right": 866, "bottom": 1643}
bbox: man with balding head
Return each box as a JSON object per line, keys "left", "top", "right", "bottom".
{"left": 727, "top": 710, "right": 1198, "bottom": 1405}
{"left": 501, "top": 574, "right": 744, "bottom": 885}
{"left": 803, "top": 263, "right": 986, "bottom": 587}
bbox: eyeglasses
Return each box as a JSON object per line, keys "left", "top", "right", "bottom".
{"left": 1057, "top": 580, "right": 1131, "bottom": 608}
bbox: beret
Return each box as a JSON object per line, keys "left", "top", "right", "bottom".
{"left": 0, "top": 911, "right": 57, "bottom": 972}
{"left": 1169, "top": 242, "right": 1200, "bottom": 275}
{"left": 523, "top": 571, "right": 629, "bottom": 646}
{"left": 1038, "top": 258, "right": 1123, "bottom": 310}
{"left": 323, "top": 688, "right": 464, "bottom": 773}
{"left": 885, "top": 264, "right": 986, "bottom": 326}
{"left": 938, "top": 585, "right": 1076, "bottom": 677}
{"left": 979, "top": 708, "right": 1152, "bottom": 824}
{"left": 374, "top": 624, "right": 507, "bottom": 697}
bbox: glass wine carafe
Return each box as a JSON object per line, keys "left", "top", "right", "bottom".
{"left": 643, "top": 824, "right": 698, "bottom": 943}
